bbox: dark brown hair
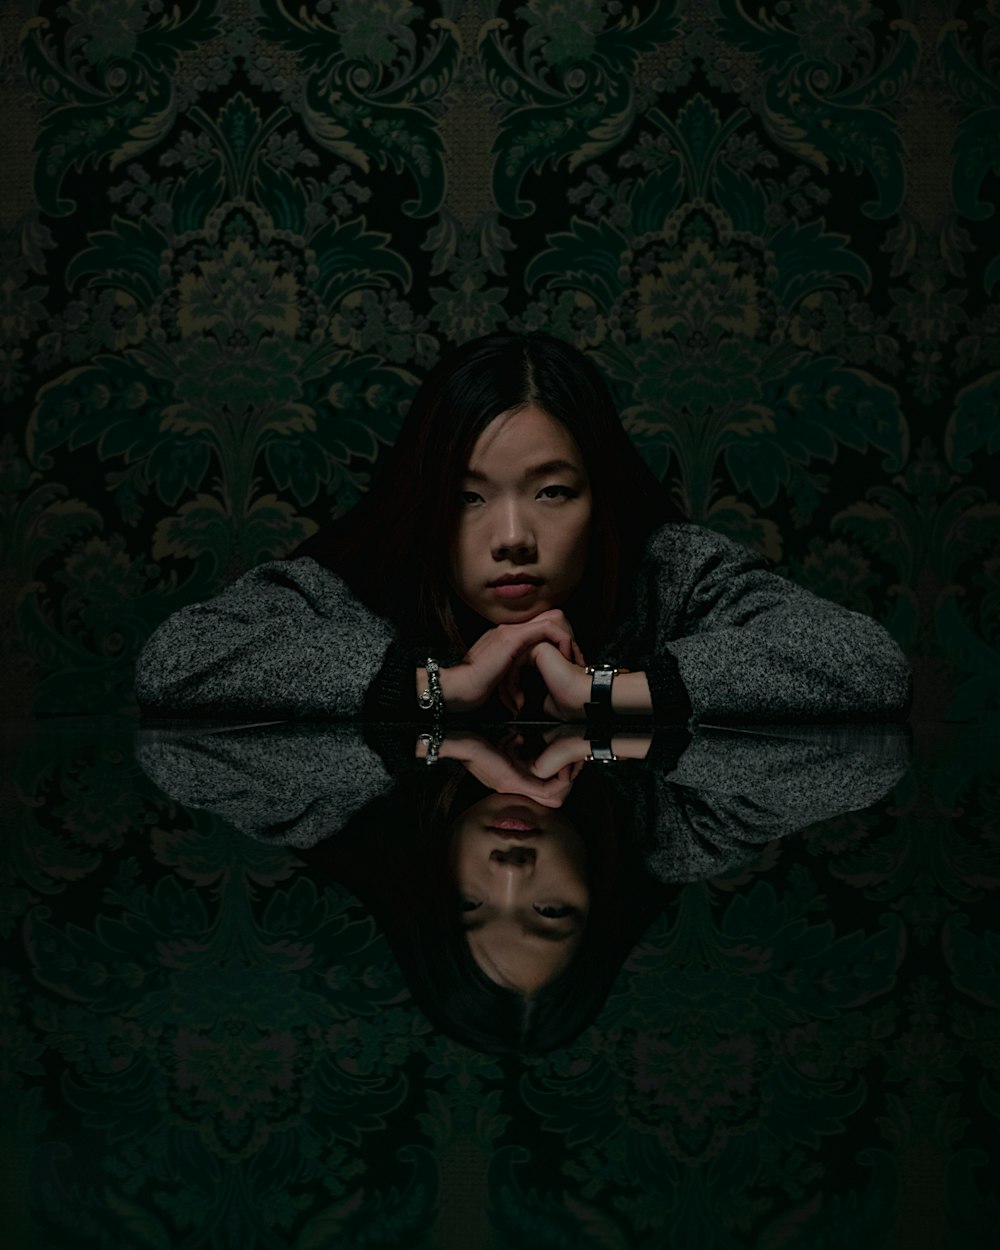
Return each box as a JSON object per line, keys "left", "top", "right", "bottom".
{"left": 293, "top": 332, "right": 683, "bottom": 653}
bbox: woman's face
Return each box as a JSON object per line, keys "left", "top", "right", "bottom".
{"left": 449, "top": 404, "right": 593, "bottom": 624}
{"left": 451, "top": 792, "right": 590, "bottom": 993}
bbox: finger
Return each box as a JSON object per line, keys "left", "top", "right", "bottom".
{"left": 531, "top": 737, "right": 582, "bottom": 778}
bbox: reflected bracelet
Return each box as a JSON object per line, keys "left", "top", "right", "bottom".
{"left": 417, "top": 725, "right": 444, "bottom": 766}
{"left": 418, "top": 656, "right": 444, "bottom": 720}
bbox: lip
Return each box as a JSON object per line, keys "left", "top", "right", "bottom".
{"left": 490, "top": 582, "right": 539, "bottom": 599}
{"left": 486, "top": 817, "right": 539, "bottom": 832}
{"left": 487, "top": 572, "right": 542, "bottom": 592}
{"left": 481, "top": 803, "right": 547, "bottom": 835}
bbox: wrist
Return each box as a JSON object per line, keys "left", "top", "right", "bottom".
{"left": 437, "top": 663, "right": 477, "bottom": 714}
{"left": 575, "top": 667, "right": 592, "bottom": 718}
{"left": 611, "top": 671, "right": 653, "bottom": 715}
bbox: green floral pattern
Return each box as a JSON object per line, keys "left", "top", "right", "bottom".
{"left": 3, "top": 2, "right": 998, "bottom": 715}
{"left": 3, "top": 717, "right": 998, "bottom": 1246}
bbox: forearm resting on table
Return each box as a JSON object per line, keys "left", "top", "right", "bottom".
{"left": 415, "top": 665, "right": 654, "bottom": 718}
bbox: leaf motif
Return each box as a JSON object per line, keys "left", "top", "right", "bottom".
{"left": 952, "top": 107, "right": 1000, "bottom": 222}
{"left": 253, "top": 164, "right": 309, "bottom": 235}
{"left": 146, "top": 439, "right": 212, "bottom": 507}
{"left": 310, "top": 218, "right": 411, "bottom": 306}
{"left": 769, "top": 219, "right": 871, "bottom": 308}
{"left": 242, "top": 493, "right": 317, "bottom": 565}
{"left": 102, "top": 1190, "right": 173, "bottom": 1250}
{"left": 172, "top": 159, "right": 225, "bottom": 235}
{"left": 945, "top": 372, "right": 1000, "bottom": 472}
{"left": 8, "top": 491, "right": 102, "bottom": 583}
{"left": 492, "top": 103, "right": 593, "bottom": 218}
{"left": 705, "top": 495, "right": 783, "bottom": 562}
{"left": 985, "top": 252, "right": 1000, "bottom": 295}
{"left": 300, "top": 103, "right": 371, "bottom": 173}
{"left": 524, "top": 217, "right": 630, "bottom": 307}
{"left": 32, "top": 74, "right": 174, "bottom": 216}
{"left": 134, "top": 1, "right": 225, "bottom": 65}
{"left": 631, "top": 166, "right": 684, "bottom": 236}
{"left": 65, "top": 217, "right": 169, "bottom": 308}
{"left": 294, "top": 1191, "right": 367, "bottom": 1250}
{"left": 833, "top": 499, "right": 914, "bottom": 575}
{"left": 713, "top": 163, "right": 768, "bottom": 236}
{"left": 714, "top": 5, "right": 801, "bottom": 73}
{"left": 109, "top": 103, "right": 177, "bottom": 170}
{"left": 724, "top": 362, "right": 905, "bottom": 509}
{"left": 265, "top": 440, "right": 330, "bottom": 506}
{"left": 152, "top": 493, "right": 230, "bottom": 561}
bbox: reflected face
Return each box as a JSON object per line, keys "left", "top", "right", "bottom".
{"left": 451, "top": 792, "right": 590, "bottom": 994}
{"left": 449, "top": 405, "right": 592, "bottom": 625}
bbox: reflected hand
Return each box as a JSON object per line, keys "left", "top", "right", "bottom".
{"left": 434, "top": 729, "right": 575, "bottom": 807}
{"left": 530, "top": 723, "right": 654, "bottom": 775}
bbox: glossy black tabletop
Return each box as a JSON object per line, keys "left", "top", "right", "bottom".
{"left": 3, "top": 715, "right": 997, "bottom": 1249}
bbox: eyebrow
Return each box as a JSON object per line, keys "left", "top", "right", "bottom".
{"left": 462, "top": 459, "right": 581, "bottom": 483}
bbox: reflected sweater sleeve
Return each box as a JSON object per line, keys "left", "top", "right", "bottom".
{"left": 643, "top": 525, "right": 912, "bottom": 723}
{"left": 135, "top": 557, "right": 401, "bottom": 718}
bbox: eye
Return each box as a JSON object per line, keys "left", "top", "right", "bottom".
{"left": 459, "top": 491, "right": 484, "bottom": 506}
{"left": 534, "top": 904, "right": 575, "bottom": 919}
{"left": 537, "top": 485, "right": 576, "bottom": 501}
{"left": 460, "top": 898, "right": 481, "bottom": 912}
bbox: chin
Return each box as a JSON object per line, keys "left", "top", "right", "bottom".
{"left": 487, "top": 598, "right": 555, "bottom": 623}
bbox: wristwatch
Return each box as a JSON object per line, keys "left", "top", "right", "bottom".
{"left": 584, "top": 664, "right": 619, "bottom": 724}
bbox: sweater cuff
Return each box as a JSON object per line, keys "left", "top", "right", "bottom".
{"left": 364, "top": 639, "right": 417, "bottom": 720}
{"left": 642, "top": 651, "right": 693, "bottom": 724}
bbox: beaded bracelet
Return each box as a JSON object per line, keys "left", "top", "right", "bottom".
{"left": 417, "top": 656, "right": 444, "bottom": 720}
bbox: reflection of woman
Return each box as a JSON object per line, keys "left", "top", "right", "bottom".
{"left": 135, "top": 332, "right": 910, "bottom": 724}
{"left": 136, "top": 720, "right": 909, "bottom": 1053}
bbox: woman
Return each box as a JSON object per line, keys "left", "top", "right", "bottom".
{"left": 134, "top": 331, "right": 911, "bottom": 725}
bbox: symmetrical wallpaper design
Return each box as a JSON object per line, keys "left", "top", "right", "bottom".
{"left": 4, "top": 718, "right": 998, "bottom": 1246}
{"left": 2, "top": 0, "right": 998, "bottom": 715}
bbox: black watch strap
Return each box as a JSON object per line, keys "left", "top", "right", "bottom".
{"left": 585, "top": 738, "right": 617, "bottom": 763}
{"left": 584, "top": 664, "right": 618, "bottom": 724}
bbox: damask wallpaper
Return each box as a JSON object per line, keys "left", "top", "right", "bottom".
{"left": 2, "top": 0, "right": 998, "bottom": 717}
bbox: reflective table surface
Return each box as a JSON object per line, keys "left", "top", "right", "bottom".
{"left": 3, "top": 715, "right": 997, "bottom": 1248}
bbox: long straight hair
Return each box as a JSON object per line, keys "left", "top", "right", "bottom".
{"left": 293, "top": 333, "right": 684, "bottom": 653}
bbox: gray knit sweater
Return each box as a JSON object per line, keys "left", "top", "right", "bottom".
{"left": 134, "top": 523, "right": 912, "bottom": 722}
{"left": 134, "top": 721, "right": 909, "bottom": 881}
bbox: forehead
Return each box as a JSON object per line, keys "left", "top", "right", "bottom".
{"left": 465, "top": 404, "right": 586, "bottom": 475}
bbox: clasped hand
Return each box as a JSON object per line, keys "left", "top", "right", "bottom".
{"left": 439, "top": 608, "right": 590, "bottom": 719}
{"left": 417, "top": 724, "right": 653, "bottom": 808}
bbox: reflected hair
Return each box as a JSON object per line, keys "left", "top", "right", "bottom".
{"left": 340, "top": 764, "right": 669, "bottom": 1056}
{"left": 294, "top": 332, "right": 683, "bottom": 652}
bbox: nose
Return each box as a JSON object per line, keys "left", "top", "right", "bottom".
{"left": 490, "top": 847, "right": 536, "bottom": 869}
{"left": 492, "top": 499, "right": 535, "bottom": 560}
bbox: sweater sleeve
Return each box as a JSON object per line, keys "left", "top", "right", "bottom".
{"left": 135, "top": 557, "right": 401, "bottom": 718}
{"left": 602, "top": 724, "right": 909, "bottom": 884}
{"left": 645, "top": 526, "right": 912, "bottom": 723}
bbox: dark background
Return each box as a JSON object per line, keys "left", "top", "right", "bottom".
{"left": 3, "top": 0, "right": 998, "bottom": 718}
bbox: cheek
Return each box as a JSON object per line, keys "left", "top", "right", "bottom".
{"left": 563, "top": 513, "right": 592, "bottom": 571}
